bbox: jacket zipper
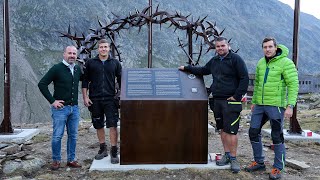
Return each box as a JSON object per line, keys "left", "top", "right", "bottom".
{"left": 262, "top": 62, "right": 271, "bottom": 104}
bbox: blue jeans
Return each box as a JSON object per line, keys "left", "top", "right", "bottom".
{"left": 51, "top": 105, "right": 80, "bottom": 162}
{"left": 250, "top": 105, "right": 285, "bottom": 170}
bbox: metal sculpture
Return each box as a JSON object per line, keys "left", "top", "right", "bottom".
{"left": 60, "top": 5, "right": 234, "bottom": 66}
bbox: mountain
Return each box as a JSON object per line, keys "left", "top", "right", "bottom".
{"left": 0, "top": 0, "right": 320, "bottom": 123}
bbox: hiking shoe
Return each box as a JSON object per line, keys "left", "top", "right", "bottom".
{"left": 111, "top": 155, "right": 119, "bottom": 164}
{"left": 216, "top": 155, "right": 230, "bottom": 166}
{"left": 269, "top": 168, "right": 281, "bottom": 179}
{"left": 245, "top": 161, "right": 266, "bottom": 172}
{"left": 51, "top": 161, "right": 60, "bottom": 170}
{"left": 94, "top": 148, "right": 108, "bottom": 160}
{"left": 230, "top": 159, "right": 240, "bottom": 173}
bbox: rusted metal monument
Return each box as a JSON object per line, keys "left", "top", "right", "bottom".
{"left": 60, "top": 5, "right": 226, "bottom": 164}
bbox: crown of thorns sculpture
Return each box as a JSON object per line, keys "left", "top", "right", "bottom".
{"left": 60, "top": 5, "right": 238, "bottom": 65}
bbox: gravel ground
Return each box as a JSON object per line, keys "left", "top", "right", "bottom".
{"left": 2, "top": 109, "right": 320, "bottom": 180}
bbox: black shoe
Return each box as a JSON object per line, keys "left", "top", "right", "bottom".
{"left": 230, "top": 159, "right": 240, "bottom": 173}
{"left": 111, "top": 155, "right": 119, "bottom": 164}
{"left": 95, "top": 148, "right": 108, "bottom": 160}
{"left": 216, "top": 155, "right": 230, "bottom": 166}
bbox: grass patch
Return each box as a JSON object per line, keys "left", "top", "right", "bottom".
{"left": 32, "top": 133, "right": 50, "bottom": 143}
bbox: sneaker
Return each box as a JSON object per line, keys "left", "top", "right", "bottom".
{"left": 245, "top": 161, "right": 266, "bottom": 172}
{"left": 230, "top": 159, "right": 240, "bottom": 173}
{"left": 51, "top": 161, "right": 60, "bottom": 170}
{"left": 269, "top": 168, "right": 281, "bottom": 180}
{"left": 216, "top": 155, "right": 230, "bottom": 166}
{"left": 94, "top": 148, "right": 108, "bottom": 160}
{"left": 111, "top": 155, "right": 119, "bottom": 164}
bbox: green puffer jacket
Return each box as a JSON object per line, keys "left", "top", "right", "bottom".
{"left": 252, "top": 44, "right": 298, "bottom": 107}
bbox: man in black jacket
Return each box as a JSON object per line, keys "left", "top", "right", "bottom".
{"left": 82, "top": 39, "right": 122, "bottom": 164}
{"left": 179, "top": 37, "right": 249, "bottom": 173}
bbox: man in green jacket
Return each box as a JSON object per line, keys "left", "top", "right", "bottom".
{"left": 38, "top": 46, "right": 82, "bottom": 170}
{"left": 245, "top": 37, "right": 298, "bottom": 180}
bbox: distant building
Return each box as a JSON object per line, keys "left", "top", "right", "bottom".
{"left": 246, "top": 74, "right": 320, "bottom": 101}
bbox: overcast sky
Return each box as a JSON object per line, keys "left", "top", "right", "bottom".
{"left": 278, "top": 0, "right": 320, "bottom": 19}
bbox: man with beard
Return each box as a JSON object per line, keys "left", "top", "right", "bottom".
{"left": 179, "top": 36, "right": 249, "bottom": 173}
{"left": 38, "top": 46, "right": 82, "bottom": 170}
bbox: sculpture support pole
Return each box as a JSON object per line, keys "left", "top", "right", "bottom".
{"left": 148, "top": 0, "right": 152, "bottom": 68}
{"left": 147, "top": 0, "right": 153, "bottom": 68}
{"left": 0, "top": 0, "right": 13, "bottom": 133}
{"left": 289, "top": 0, "right": 302, "bottom": 134}
{"left": 187, "top": 28, "right": 193, "bottom": 65}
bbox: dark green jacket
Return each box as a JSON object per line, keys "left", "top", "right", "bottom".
{"left": 252, "top": 45, "right": 299, "bottom": 107}
{"left": 38, "top": 62, "right": 82, "bottom": 105}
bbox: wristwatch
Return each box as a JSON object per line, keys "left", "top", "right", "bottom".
{"left": 287, "top": 104, "right": 295, "bottom": 109}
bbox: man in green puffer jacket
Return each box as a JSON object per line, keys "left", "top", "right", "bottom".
{"left": 245, "top": 37, "right": 298, "bottom": 180}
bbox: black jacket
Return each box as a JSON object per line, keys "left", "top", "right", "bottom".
{"left": 185, "top": 52, "right": 249, "bottom": 101}
{"left": 82, "top": 55, "right": 122, "bottom": 100}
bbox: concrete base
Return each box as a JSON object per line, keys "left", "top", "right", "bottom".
{"left": 262, "top": 129, "right": 320, "bottom": 142}
{"left": 88, "top": 124, "right": 218, "bottom": 171}
{"left": 89, "top": 154, "right": 230, "bottom": 171}
{"left": 0, "top": 129, "right": 40, "bottom": 144}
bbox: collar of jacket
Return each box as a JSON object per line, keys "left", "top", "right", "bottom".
{"left": 92, "top": 55, "right": 115, "bottom": 61}
{"left": 213, "top": 51, "right": 233, "bottom": 61}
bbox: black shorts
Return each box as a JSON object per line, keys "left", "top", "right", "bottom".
{"left": 213, "top": 99, "right": 242, "bottom": 135}
{"left": 88, "top": 99, "right": 119, "bottom": 129}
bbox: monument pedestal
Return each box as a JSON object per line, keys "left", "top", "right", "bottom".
{"left": 120, "top": 68, "right": 208, "bottom": 164}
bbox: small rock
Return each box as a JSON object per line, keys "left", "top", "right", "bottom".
{"left": 286, "top": 159, "right": 310, "bottom": 170}
{"left": 7, "top": 151, "right": 28, "bottom": 160}
{"left": 1, "top": 144, "right": 20, "bottom": 155}
{"left": 21, "top": 145, "right": 33, "bottom": 151}
{"left": 24, "top": 140, "right": 33, "bottom": 145}
{"left": 0, "top": 150, "right": 7, "bottom": 158}
{"left": 0, "top": 143, "right": 9, "bottom": 149}
{"left": 3, "top": 176, "right": 23, "bottom": 180}
{"left": 22, "top": 155, "right": 36, "bottom": 160}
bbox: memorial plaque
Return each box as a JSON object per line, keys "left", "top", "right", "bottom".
{"left": 120, "top": 68, "right": 208, "bottom": 164}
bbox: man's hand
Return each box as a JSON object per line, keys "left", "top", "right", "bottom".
{"left": 83, "top": 96, "right": 93, "bottom": 107}
{"left": 178, "top": 66, "right": 185, "bottom": 71}
{"left": 250, "top": 104, "right": 255, "bottom": 112}
{"left": 52, "top": 100, "right": 65, "bottom": 109}
{"left": 284, "top": 107, "right": 293, "bottom": 119}
{"left": 227, "top": 96, "right": 236, "bottom": 101}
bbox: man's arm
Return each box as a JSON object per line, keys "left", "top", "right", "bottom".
{"left": 38, "top": 67, "right": 56, "bottom": 104}
{"left": 38, "top": 66, "right": 65, "bottom": 108}
{"left": 116, "top": 61, "right": 122, "bottom": 89}
{"left": 283, "top": 59, "right": 299, "bottom": 118}
{"left": 233, "top": 57, "right": 249, "bottom": 101}
{"left": 178, "top": 59, "right": 212, "bottom": 75}
{"left": 82, "top": 88, "right": 92, "bottom": 107}
{"left": 283, "top": 59, "right": 299, "bottom": 106}
{"left": 251, "top": 61, "right": 260, "bottom": 105}
{"left": 81, "top": 61, "right": 92, "bottom": 107}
